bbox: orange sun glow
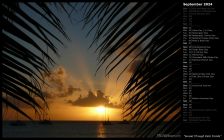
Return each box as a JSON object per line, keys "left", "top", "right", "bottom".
{"left": 96, "top": 106, "right": 105, "bottom": 114}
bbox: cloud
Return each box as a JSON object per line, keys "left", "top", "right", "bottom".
{"left": 47, "top": 66, "right": 66, "bottom": 88}
{"left": 43, "top": 91, "right": 55, "bottom": 99}
{"left": 43, "top": 66, "right": 81, "bottom": 99}
{"left": 57, "top": 85, "right": 81, "bottom": 98}
{"left": 67, "top": 90, "right": 120, "bottom": 108}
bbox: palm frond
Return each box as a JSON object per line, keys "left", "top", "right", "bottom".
{"left": 82, "top": 1, "right": 181, "bottom": 137}
{"left": 2, "top": 2, "right": 69, "bottom": 119}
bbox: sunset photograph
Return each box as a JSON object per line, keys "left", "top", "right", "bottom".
{"left": 2, "top": 1, "right": 181, "bottom": 138}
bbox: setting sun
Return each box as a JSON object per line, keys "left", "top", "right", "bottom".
{"left": 96, "top": 106, "right": 105, "bottom": 114}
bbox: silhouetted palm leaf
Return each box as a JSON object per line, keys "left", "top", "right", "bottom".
{"left": 2, "top": 2, "right": 70, "bottom": 119}
{"left": 82, "top": 1, "right": 181, "bottom": 137}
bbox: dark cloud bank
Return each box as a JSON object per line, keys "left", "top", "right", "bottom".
{"left": 67, "top": 90, "right": 120, "bottom": 108}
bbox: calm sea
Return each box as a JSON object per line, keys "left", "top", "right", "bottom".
{"left": 2, "top": 121, "right": 136, "bottom": 138}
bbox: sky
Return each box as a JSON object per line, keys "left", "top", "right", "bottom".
{"left": 2, "top": 3, "right": 135, "bottom": 121}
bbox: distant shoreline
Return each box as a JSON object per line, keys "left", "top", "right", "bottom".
{"left": 3, "top": 120, "right": 131, "bottom": 122}
{"left": 2, "top": 120, "right": 135, "bottom": 124}
{"left": 3, "top": 121, "right": 136, "bottom": 138}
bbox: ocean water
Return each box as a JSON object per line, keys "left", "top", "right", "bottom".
{"left": 2, "top": 121, "right": 136, "bottom": 138}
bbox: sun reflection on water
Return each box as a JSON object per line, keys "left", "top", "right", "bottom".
{"left": 97, "top": 123, "right": 106, "bottom": 138}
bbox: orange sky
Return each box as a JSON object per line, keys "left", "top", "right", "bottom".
{"left": 1, "top": 4, "right": 139, "bottom": 121}
{"left": 2, "top": 4, "right": 179, "bottom": 121}
{"left": 2, "top": 63, "right": 132, "bottom": 121}
{"left": 2, "top": 52, "right": 179, "bottom": 121}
